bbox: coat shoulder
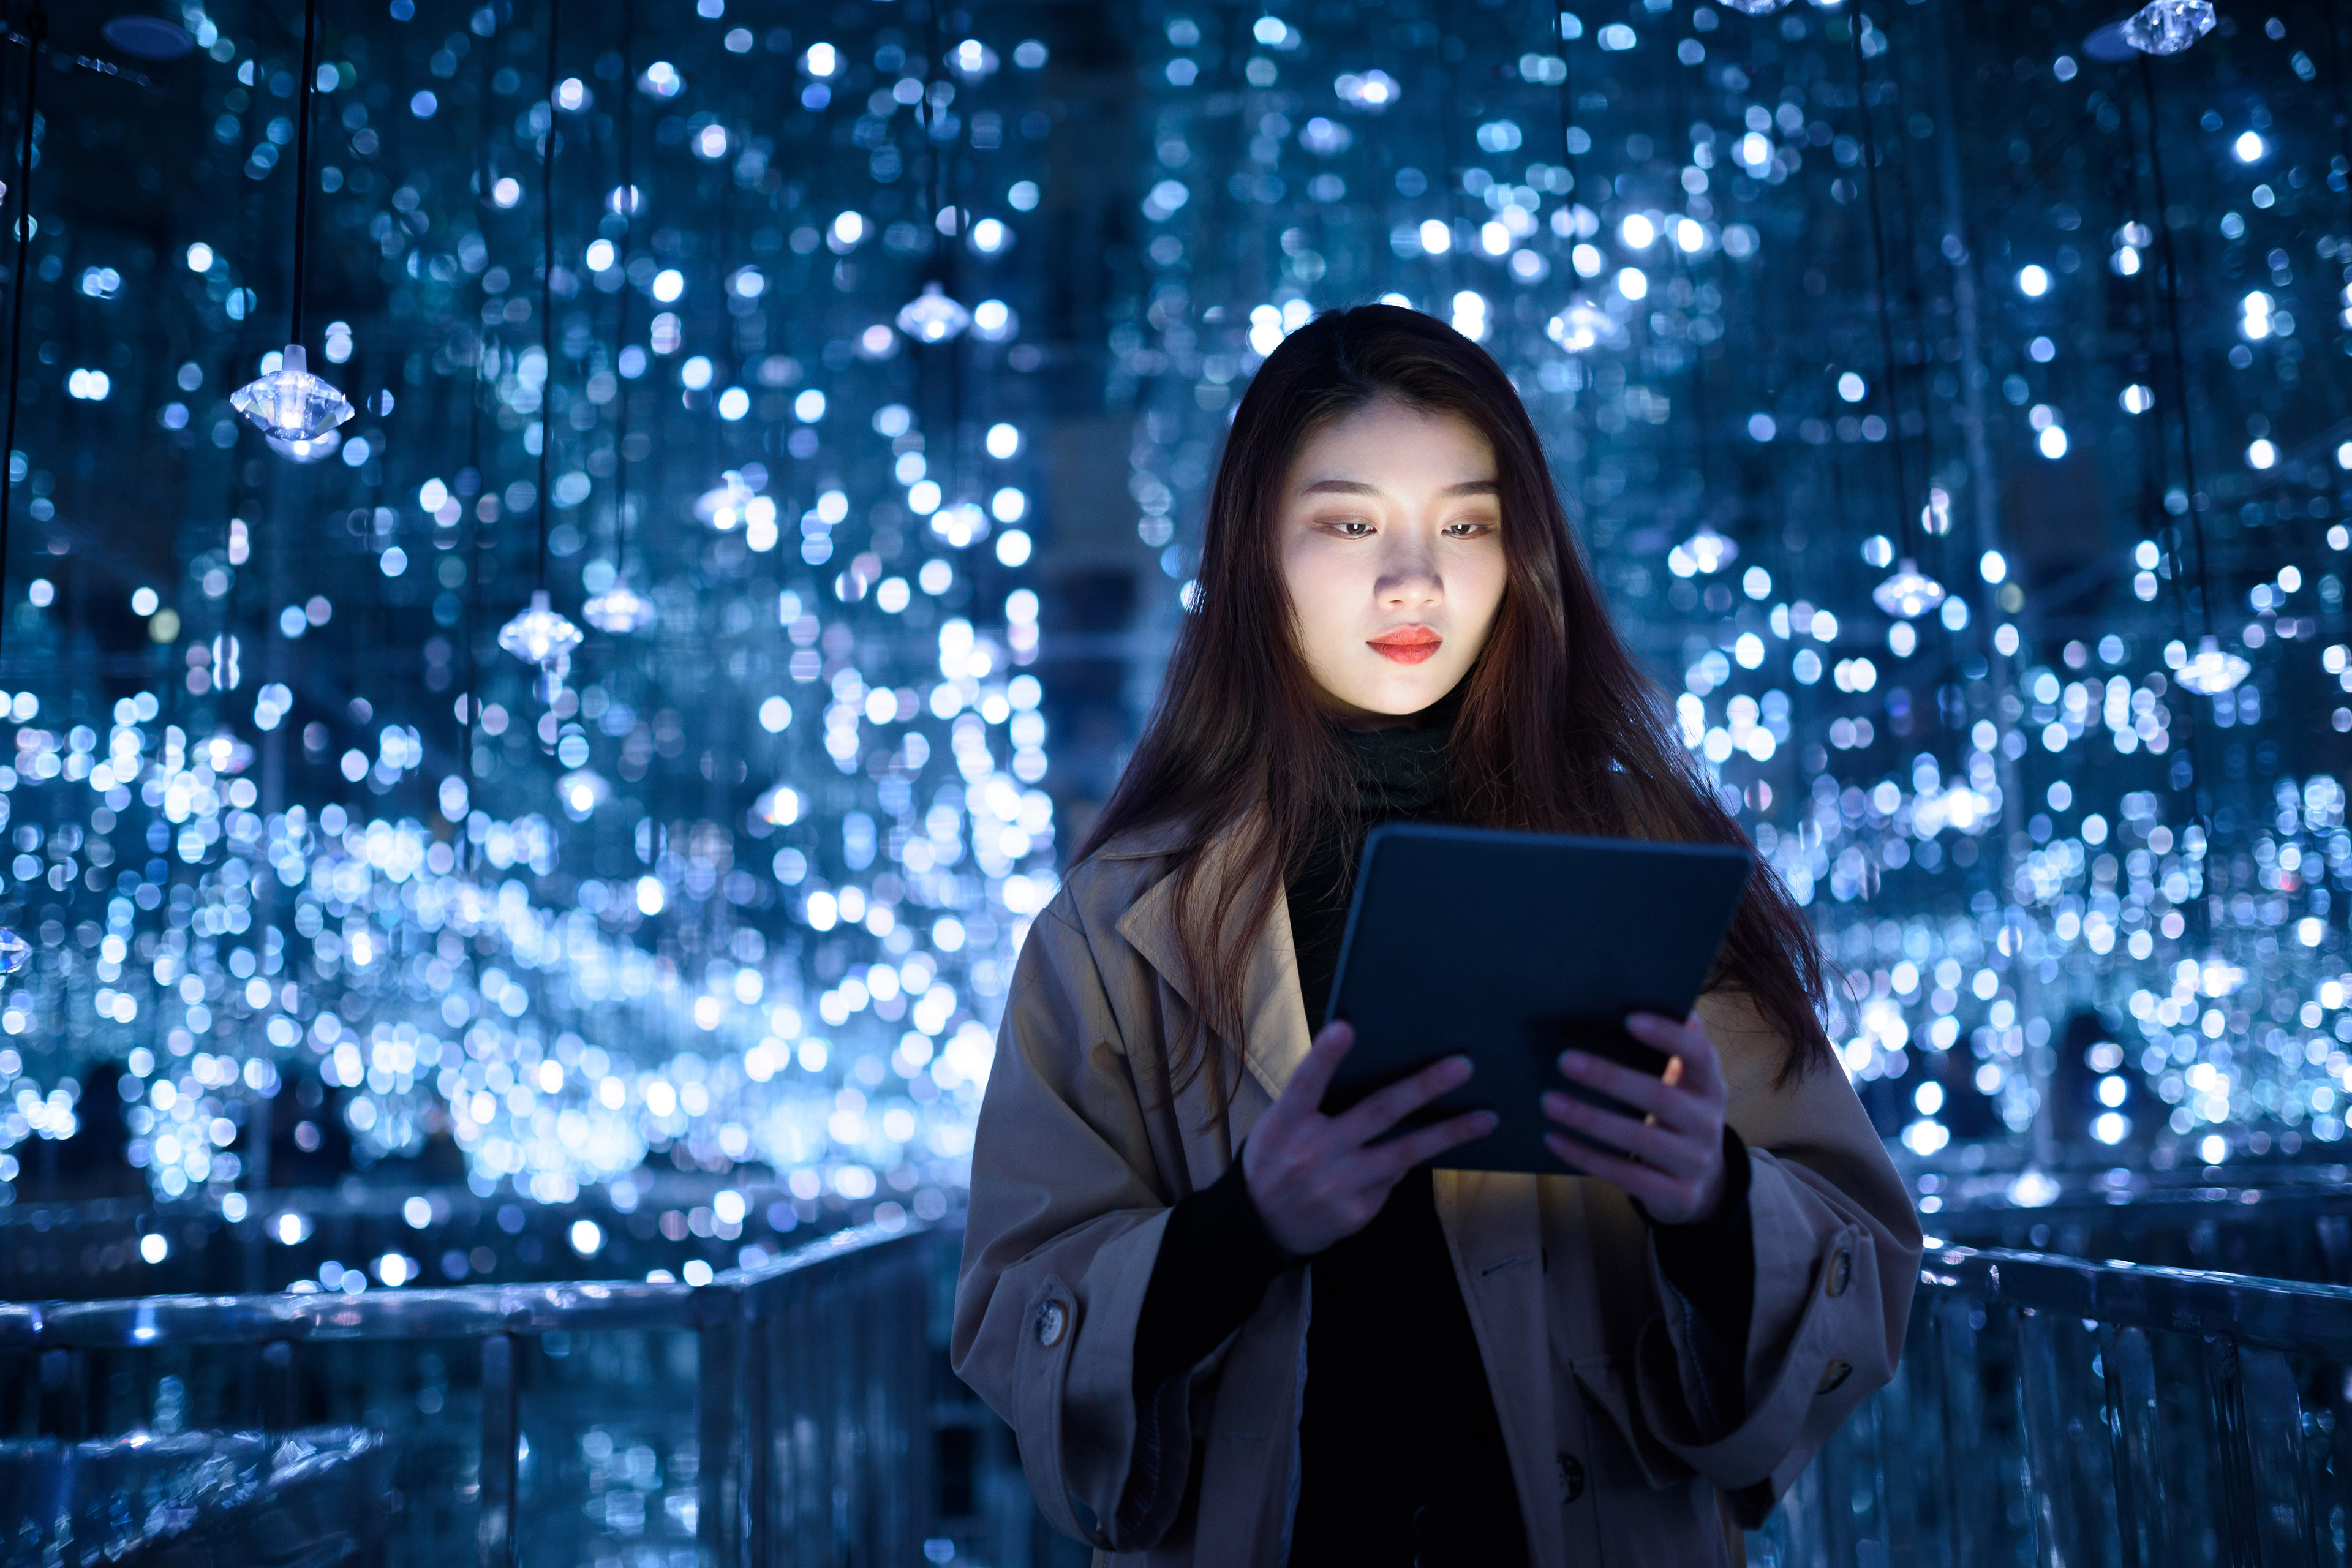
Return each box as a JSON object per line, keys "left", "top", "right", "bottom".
{"left": 1050, "top": 821, "right": 1193, "bottom": 932}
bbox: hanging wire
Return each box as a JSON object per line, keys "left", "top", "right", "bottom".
{"left": 2138, "top": 54, "right": 2215, "bottom": 639}
{"left": 1850, "top": 4, "right": 1914, "bottom": 555}
{"left": 613, "top": 0, "right": 635, "bottom": 583}
{"left": 462, "top": 40, "right": 496, "bottom": 821}
{"left": 290, "top": 0, "right": 321, "bottom": 351}
{"left": 0, "top": 2, "right": 45, "bottom": 655}
{"left": 537, "top": 0, "right": 559, "bottom": 592}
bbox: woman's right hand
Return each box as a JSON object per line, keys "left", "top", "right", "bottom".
{"left": 1242, "top": 1020, "right": 1496, "bottom": 1257}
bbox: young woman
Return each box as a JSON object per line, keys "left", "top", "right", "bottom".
{"left": 952, "top": 305, "right": 1920, "bottom": 1566}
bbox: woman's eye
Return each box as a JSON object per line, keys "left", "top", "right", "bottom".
{"left": 1442, "top": 520, "right": 1493, "bottom": 538}
{"left": 1330, "top": 519, "right": 1375, "bottom": 538}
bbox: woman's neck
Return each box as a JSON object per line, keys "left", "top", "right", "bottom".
{"left": 1318, "top": 680, "right": 1466, "bottom": 734}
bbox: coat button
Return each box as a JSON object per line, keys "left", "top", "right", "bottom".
{"left": 1826, "top": 1247, "right": 1853, "bottom": 1298}
{"left": 1556, "top": 1452, "right": 1585, "bottom": 1503}
{"left": 1816, "top": 1358, "right": 1853, "bottom": 1395}
{"left": 1034, "top": 1300, "right": 1068, "bottom": 1348}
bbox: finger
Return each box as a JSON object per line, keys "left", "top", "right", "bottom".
{"left": 1275, "top": 1020, "right": 1357, "bottom": 1115}
{"left": 1330, "top": 1054, "right": 1474, "bottom": 1147}
{"left": 1631, "top": 1012, "right": 1727, "bottom": 1100}
{"left": 1544, "top": 1132, "right": 1683, "bottom": 1206}
{"left": 1540, "top": 1092, "right": 1706, "bottom": 1175}
{"left": 1370, "top": 1109, "right": 1499, "bottom": 1178}
{"left": 1556, "top": 1050, "right": 1696, "bottom": 1129}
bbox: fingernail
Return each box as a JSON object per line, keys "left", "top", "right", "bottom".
{"left": 1449, "top": 1055, "right": 1475, "bottom": 1076}
{"left": 1557, "top": 1052, "right": 1588, "bottom": 1076}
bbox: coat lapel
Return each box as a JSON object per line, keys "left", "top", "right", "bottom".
{"left": 1110, "top": 815, "right": 1315, "bottom": 1123}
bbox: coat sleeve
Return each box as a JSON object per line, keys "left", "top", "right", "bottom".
{"left": 1627, "top": 990, "right": 1924, "bottom": 1526}
{"left": 948, "top": 894, "right": 1202, "bottom": 1553}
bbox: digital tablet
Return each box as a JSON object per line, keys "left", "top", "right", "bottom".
{"left": 1318, "top": 823, "right": 1754, "bottom": 1174}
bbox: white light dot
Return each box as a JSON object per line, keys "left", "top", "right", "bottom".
{"left": 2234, "top": 130, "right": 2264, "bottom": 162}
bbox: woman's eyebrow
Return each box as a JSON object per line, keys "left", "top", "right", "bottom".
{"left": 1297, "top": 477, "right": 1500, "bottom": 497}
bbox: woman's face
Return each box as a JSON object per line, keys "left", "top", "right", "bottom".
{"left": 1277, "top": 398, "right": 1507, "bottom": 726}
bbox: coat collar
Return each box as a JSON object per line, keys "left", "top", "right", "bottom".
{"left": 1106, "top": 812, "right": 1316, "bottom": 1104}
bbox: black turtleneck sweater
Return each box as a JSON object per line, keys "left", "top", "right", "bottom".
{"left": 1129, "top": 714, "right": 1756, "bottom": 1566}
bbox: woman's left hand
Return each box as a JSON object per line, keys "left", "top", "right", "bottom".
{"left": 1540, "top": 1012, "right": 1729, "bottom": 1226}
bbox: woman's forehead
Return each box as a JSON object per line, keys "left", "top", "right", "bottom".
{"left": 1290, "top": 401, "right": 1497, "bottom": 492}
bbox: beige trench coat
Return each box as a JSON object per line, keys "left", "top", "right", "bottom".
{"left": 951, "top": 818, "right": 1922, "bottom": 1566}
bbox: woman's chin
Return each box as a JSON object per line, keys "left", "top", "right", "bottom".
{"left": 1334, "top": 664, "right": 1464, "bottom": 718}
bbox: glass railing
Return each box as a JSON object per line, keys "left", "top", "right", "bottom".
{"left": 9, "top": 1214, "right": 2349, "bottom": 1567}
{"left": 1757, "top": 1242, "right": 2352, "bottom": 1568}
{"left": 0, "top": 1223, "right": 1069, "bottom": 1568}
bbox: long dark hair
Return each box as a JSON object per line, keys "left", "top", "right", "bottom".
{"left": 1075, "top": 304, "right": 1831, "bottom": 1089}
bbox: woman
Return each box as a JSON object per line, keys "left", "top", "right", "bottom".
{"left": 952, "top": 304, "right": 1920, "bottom": 1566}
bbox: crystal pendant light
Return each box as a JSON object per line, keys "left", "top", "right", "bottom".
{"left": 897, "top": 281, "right": 972, "bottom": 344}
{"left": 581, "top": 579, "right": 655, "bottom": 635}
{"left": 2122, "top": 0, "right": 2215, "bottom": 55}
{"left": 1668, "top": 524, "right": 1738, "bottom": 577}
{"left": 556, "top": 767, "right": 611, "bottom": 820}
{"left": 694, "top": 470, "right": 762, "bottom": 528}
{"left": 232, "top": 0, "right": 353, "bottom": 445}
{"left": 1872, "top": 559, "right": 1947, "bottom": 620}
{"left": 1545, "top": 300, "right": 1629, "bottom": 355}
{"left": 0, "top": 926, "right": 28, "bottom": 975}
{"left": 500, "top": 589, "right": 584, "bottom": 701}
{"left": 233, "top": 346, "right": 355, "bottom": 440}
{"left": 2175, "top": 633, "right": 2250, "bottom": 695}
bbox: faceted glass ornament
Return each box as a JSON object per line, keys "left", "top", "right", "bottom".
{"left": 895, "top": 281, "right": 972, "bottom": 344}
{"left": 1546, "top": 300, "right": 1629, "bottom": 355}
{"left": 581, "top": 579, "right": 656, "bottom": 635}
{"left": 2176, "top": 633, "right": 2251, "bottom": 695}
{"left": 694, "top": 470, "right": 764, "bottom": 528}
{"left": 1668, "top": 524, "right": 1738, "bottom": 576}
{"left": 230, "top": 345, "right": 355, "bottom": 442}
{"left": 1718, "top": 0, "right": 1793, "bottom": 13}
{"left": 499, "top": 590, "right": 584, "bottom": 667}
{"left": 2122, "top": 0, "right": 2215, "bottom": 55}
{"left": 556, "top": 768, "right": 611, "bottom": 820}
{"left": 1872, "top": 559, "right": 1948, "bottom": 620}
{"left": 0, "top": 927, "right": 28, "bottom": 976}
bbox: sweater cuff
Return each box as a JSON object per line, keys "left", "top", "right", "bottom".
{"left": 1129, "top": 1154, "right": 1294, "bottom": 1397}
{"left": 1649, "top": 1125, "right": 1756, "bottom": 1340}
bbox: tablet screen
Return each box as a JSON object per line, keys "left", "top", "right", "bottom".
{"left": 1319, "top": 823, "right": 1752, "bottom": 1174}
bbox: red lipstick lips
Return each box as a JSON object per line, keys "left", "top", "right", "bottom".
{"left": 1368, "top": 626, "right": 1442, "bottom": 665}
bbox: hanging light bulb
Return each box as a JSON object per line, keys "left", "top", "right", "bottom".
{"left": 231, "top": 345, "right": 354, "bottom": 442}
{"left": 694, "top": 470, "right": 762, "bottom": 529}
{"left": 0, "top": 926, "right": 28, "bottom": 976}
{"left": 2176, "top": 633, "right": 2250, "bottom": 695}
{"left": 499, "top": 589, "right": 584, "bottom": 702}
{"left": 1872, "top": 558, "right": 1947, "bottom": 620}
{"left": 581, "top": 578, "right": 656, "bottom": 635}
{"left": 556, "top": 767, "right": 611, "bottom": 820}
{"left": 1667, "top": 524, "right": 1738, "bottom": 578}
{"left": 2121, "top": 0, "right": 2215, "bottom": 55}
{"left": 266, "top": 427, "right": 342, "bottom": 464}
{"left": 1545, "top": 299, "right": 1629, "bottom": 355}
{"left": 896, "top": 281, "right": 972, "bottom": 344}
